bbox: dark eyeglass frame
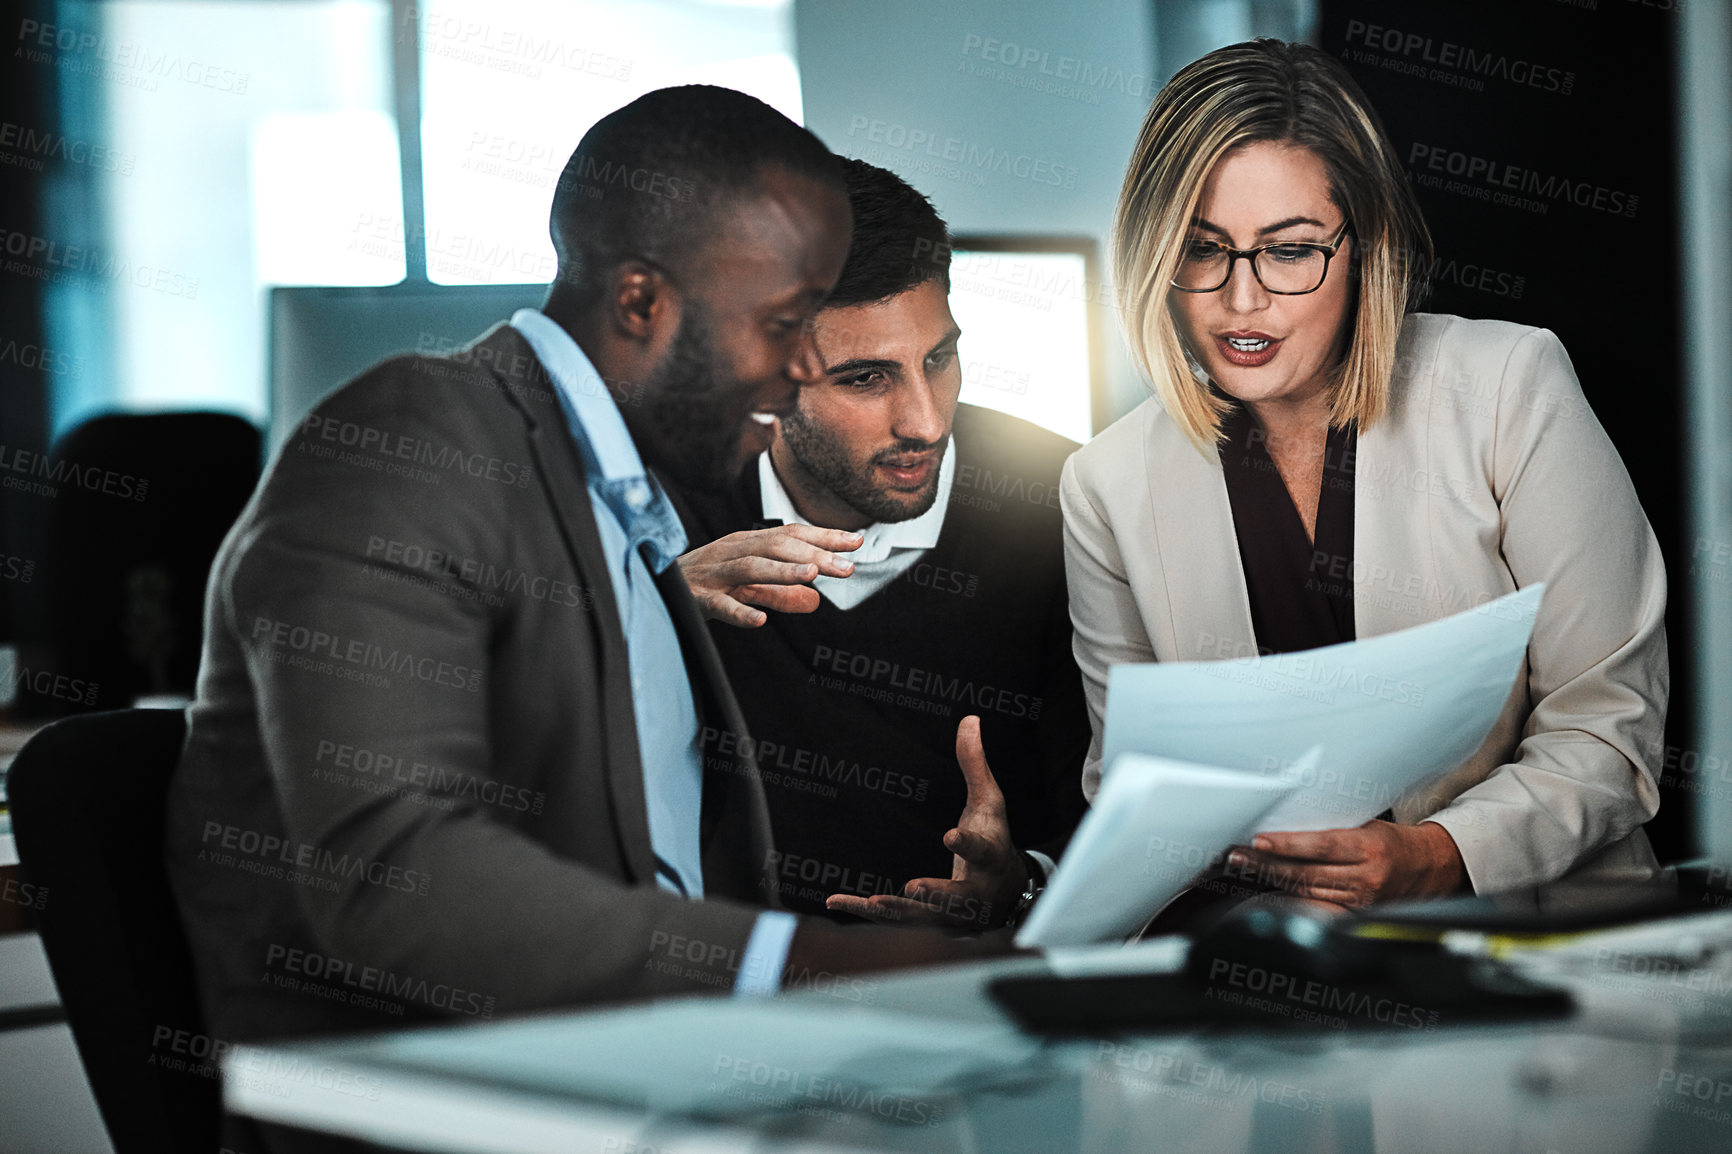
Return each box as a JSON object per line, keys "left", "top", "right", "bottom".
{"left": 1169, "top": 221, "right": 1353, "bottom": 296}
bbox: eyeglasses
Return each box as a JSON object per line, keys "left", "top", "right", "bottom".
{"left": 1170, "top": 221, "right": 1352, "bottom": 295}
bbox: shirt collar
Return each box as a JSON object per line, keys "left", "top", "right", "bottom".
{"left": 756, "top": 439, "right": 956, "bottom": 565}
{"left": 509, "top": 308, "right": 687, "bottom": 570}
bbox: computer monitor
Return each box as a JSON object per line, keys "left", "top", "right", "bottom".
{"left": 267, "top": 235, "right": 1106, "bottom": 453}
{"left": 267, "top": 282, "right": 547, "bottom": 452}
{"left": 948, "top": 236, "right": 1106, "bottom": 444}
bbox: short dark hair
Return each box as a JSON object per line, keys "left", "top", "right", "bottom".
{"left": 549, "top": 86, "right": 842, "bottom": 301}
{"left": 824, "top": 158, "right": 951, "bottom": 308}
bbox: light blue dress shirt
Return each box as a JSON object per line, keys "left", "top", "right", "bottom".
{"left": 509, "top": 310, "right": 795, "bottom": 996}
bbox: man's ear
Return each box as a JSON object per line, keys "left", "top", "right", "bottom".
{"left": 609, "top": 260, "right": 678, "bottom": 344}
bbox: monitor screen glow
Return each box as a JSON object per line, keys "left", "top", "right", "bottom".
{"left": 949, "top": 241, "right": 1102, "bottom": 444}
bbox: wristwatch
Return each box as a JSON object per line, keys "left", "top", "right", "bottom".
{"left": 1005, "top": 851, "right": 1047, "bottom": 929}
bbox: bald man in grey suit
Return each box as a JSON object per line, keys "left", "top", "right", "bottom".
{"left": 166, "top": 87, "right": 999, "bottom": 1154}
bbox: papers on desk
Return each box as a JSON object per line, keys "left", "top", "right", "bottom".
{"left": 1019, "top": 586, "right": 1541, "bottom": 948}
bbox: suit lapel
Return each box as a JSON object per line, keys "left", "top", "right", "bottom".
{"left": 652, "top": 559, "right": 777, "bottom": 905}
{"left": 480, "top": 324, "right": 659, "bottom": 886}
{"left": 1146, "top": 407, "right": 1258, "bottom": 659}
{"left": 1353, "top": 319, "right": 1443, "bottom": 640}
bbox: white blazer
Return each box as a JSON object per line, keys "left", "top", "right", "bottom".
{"left": 1060, "top": 313, "right": 1666, "bottom": 896}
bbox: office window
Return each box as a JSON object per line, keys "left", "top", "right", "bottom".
{"left": 43, "top": 0, "right": 396, "bottom": 436}
{"left": 417, "top": 0, "right": 801, "bottom": 285}
{"left": 251, "top": 111, "right": 405, "bottom": 288}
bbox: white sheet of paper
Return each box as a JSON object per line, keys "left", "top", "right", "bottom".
{"left": 1101, "top": 584, "right": 1542, "bottom": 834}
{"left": 1016, "top": 753, "right": 1300, "bottom": 948}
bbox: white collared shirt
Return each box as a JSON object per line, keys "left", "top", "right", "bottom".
{"left": 757, "top": 440, "right": 957, "bottom": 611}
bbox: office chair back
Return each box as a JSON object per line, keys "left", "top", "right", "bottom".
{"left": 9, "top": 707, "right": 220, "bottom": 1154}
{"left": 31, "top": 411, "right": 260, "bottom": 715}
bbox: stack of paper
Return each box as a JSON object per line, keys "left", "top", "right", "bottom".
{"left": 1018, "top": 586, "right": 1542, "bottom": 947}
{"left": 1017, "top": 753, "right": 1304, "bottom": 947}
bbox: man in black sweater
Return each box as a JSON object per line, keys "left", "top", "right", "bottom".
{"left": 671, "top": 159, "right": 1089, "bottom": 929}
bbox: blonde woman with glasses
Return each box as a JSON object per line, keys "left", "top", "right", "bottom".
{"left": 1063, "top": 39, "right": 1666, "bottom": 912}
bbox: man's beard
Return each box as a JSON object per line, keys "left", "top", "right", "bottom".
{"left": 627, "top": 303, "right": 749, "bottom": 491}
{"left": 779, "top": 412, "right": 948, "bottom": 525}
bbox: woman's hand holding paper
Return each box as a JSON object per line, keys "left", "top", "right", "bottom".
{"left": 1226, "top": 820, "right": 1467, "bottom": 907}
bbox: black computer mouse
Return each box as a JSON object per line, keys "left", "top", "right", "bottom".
{"left": 1183, "top": 903, "right": 1393, "bottom": 990}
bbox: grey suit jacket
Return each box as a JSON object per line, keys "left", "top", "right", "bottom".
{"left": 165, "top": 323, "right": 780, "bottom": 1046}
{"left": 1061, "top": 313, "right": 1666, "bottom": 899}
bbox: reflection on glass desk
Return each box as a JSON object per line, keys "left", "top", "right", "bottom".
{"left": 223, "top": 910, "right": 1732, "bottom": 1154}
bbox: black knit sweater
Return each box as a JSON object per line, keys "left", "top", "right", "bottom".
{"left": 671, "top": 404, "right": 1091, "bottom": 916}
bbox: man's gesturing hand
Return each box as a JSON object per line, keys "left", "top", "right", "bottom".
{"left": 677, "top": 524, "right": 862, "bottom": 627}
{"left": 1226, "top": 820, "right": 1467, "bottom": 908}
{"left": 826, "top": 715, "right": 1027, "bottom": 929}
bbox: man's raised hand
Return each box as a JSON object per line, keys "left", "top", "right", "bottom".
{"left": 826, "top": 715, "right": 1027, "bottom": 929}
{"left": 678, "top": 524, "right": 862, "bottom": 627}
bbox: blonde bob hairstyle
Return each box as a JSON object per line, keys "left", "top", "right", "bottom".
{"left": 1115, "top": 39, "right": 1432, "bottom": 450}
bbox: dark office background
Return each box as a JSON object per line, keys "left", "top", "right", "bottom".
{"left": 1318, "top": 0, "right": 1690, "bottom": 860}
{"left": 0, "top": 0, "right": 57, "bottom": 677}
